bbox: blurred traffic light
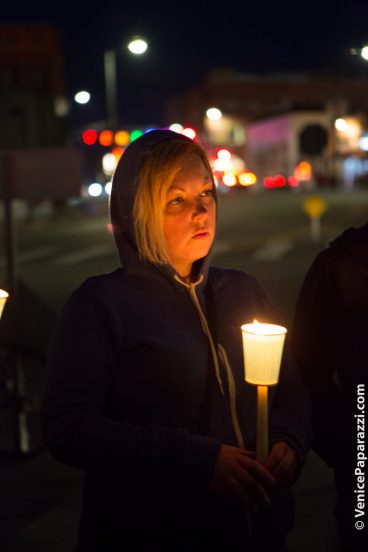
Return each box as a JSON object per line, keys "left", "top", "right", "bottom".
{"left": 82, "top": 129, "right": 98, "bottom": 145}
{"left": 115, "top": 130, "right": 130, "bottom": 146}
{"left": 81, "top": 125, "right": 198, "bottom": 146}
{"left": 99, "top": 130, "right": 113, "bottom": 146}
{"left": 130, "top": 129, "right": 143, "bottom": 142}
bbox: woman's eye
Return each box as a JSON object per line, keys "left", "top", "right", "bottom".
{"left": 168, "top": 196, "right": 184, "bottom": 206}
{"left": 201, "top": 189, "right": 213, "bottom": 198}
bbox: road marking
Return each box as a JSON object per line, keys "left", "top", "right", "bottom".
{"left": 253, "top": 240, "right": 292, "bottom": 261}
{"left": 53, "top": 244, "right": 113, "bottom": 265}
{"left": 54, "top": 220, "right": 107, "bottom": 236}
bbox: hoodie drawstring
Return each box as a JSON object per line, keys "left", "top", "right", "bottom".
{"left": 174, "top": 274, "right": 244, "bottom": 449}
{"left": 186, "top": 278, "right": 225, "bottom": 397}
{"left": 217, "top": 344, "right": 245, "bottom": 449}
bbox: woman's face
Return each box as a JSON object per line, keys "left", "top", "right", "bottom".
{"left": 163, "top": 156, "right": 216, "bottom": 279}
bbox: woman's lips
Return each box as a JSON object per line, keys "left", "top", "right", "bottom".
{"left": 192, "top": 231, "right": 210, "bottom": 239}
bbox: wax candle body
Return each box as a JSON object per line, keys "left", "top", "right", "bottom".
{"left": 257, "top": 385, "right": 268, "bottom": 462}
{"left": 241, "top": 322, "right": 287, "bottom": 463}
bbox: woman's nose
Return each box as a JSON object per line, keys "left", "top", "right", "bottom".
{"left": 192, "top": 198, "right": 207, "bottom": 217}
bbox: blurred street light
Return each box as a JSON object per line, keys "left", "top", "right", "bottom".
{"left": 206, "top": 107, "right": 222, "bottom": 121}
{"left": 88, "top": 183, "right": 103, "bottom": 197}
{"left": 128, "top": 38, "right": 148, "bottom": 55}
{"left": 350, "top": 46, "right": 368, "bottom": 60}
{"left": 362, "top": 46, "right": 368, "bottom": 60}
{"left": 359, "top": 135, "right": 368, "bottom": 151}
{"left": 102, "top": 153, "right": 117, "bottom": 176}
{"left": 74, "top": 90, "right": 91, "bottom": 104}
{"left": 169, "top": 123, "right": 184, "bottom": 133}
{"left": 104, "top": 36, "right": 148, "bottom": 128}
{"left": 335, "top": 118, "right": 348, "bottom": 132}
{"left": 182, "top": 127, "right": 197, "bottom": 140}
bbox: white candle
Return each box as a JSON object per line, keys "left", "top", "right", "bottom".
{"left": 241, "top": 320, "right": 287, "bottom": 462}
{"left": 257, "top": 385, "right": 268, "bottom": 463}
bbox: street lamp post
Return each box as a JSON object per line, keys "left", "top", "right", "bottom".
{"left": 104, "top": 49, "right": 118, "bottom": 128}
{"left": 104, "top": 37, "right": 148, "bottom": 129}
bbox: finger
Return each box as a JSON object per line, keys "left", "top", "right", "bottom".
{"left": 238, "top": 447, "right": 256, "bottom": 457}
{"left": 272, "top": 453, "right": 297, "bottom": 485}
{"left": 227, "top": 476, "right": 257, "bottom": 512}
{"left": 238, "top": 455, "right": 276, "bottom": 489}
{"left": 235, "top": 468, "right": 272, "bottom": 509}
{"left": 242, "top": 449, "right": 256, "bottom": 459}
{"left": 266, "top": 444, "right": 287, "bottom": 473}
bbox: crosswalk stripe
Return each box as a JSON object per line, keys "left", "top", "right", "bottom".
{"left": 253, "top": 240, "right": 292, "bottom": 261}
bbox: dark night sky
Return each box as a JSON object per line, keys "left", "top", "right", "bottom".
{"left": 2, "top": 0, "right": 368, "bottom": 127}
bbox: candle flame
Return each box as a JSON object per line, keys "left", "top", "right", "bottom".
{"left": 242, "top": 320, "right": 287, "bottom": 336}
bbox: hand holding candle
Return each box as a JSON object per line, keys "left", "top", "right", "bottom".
{"left": 241, "top": 320, "right": 287, "bottom": 463}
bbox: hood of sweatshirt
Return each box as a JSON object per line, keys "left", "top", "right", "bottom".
{"left": 109, "top": 129, "right": 216, "bottom": 290}
{"left": 329, "top": 222, "right": 368, "bottom": 279}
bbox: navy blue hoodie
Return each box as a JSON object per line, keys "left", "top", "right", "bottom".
{"left": 41, "top": 130, "right": 311, "bottom": 551}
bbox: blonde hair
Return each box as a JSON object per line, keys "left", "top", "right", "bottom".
{"left": 133, "top": 138, "right": 214, "bottom": 265}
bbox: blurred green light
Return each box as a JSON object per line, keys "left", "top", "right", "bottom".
{"left": 130, "top": 129, "right": 143, "bottom": 142}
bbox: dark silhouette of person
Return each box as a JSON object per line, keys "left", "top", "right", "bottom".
{"left": 292, "top": 222, "right": 368, "bottom": 551}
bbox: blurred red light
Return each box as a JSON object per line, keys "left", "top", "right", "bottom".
{"left": 274, "top": 175, "right": 286, "bottom": 187}
{"left": 264, "top": 176, "right": 275, "bottom": 188}
{"left": 82, "top": 129, "right": 98, "bottom": 145}
{"left": 288, "top": 175, "right": 299, "bottom": 187}
{"left": 263, "top": 175, "right": 286, "bottom": 188}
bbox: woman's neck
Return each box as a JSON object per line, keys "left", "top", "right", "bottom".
{"left": 171, "top": 261, "right": 193, "bottom": 282}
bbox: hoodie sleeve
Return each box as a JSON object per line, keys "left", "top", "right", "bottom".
{"left": 41, "top": 279, "right": 221, "bottom": 488}
{"left": 249, "top": 276, "right": 312, "bottom": 466}
{"left": 268, "top": 341, "right": 312, "bottom": 466}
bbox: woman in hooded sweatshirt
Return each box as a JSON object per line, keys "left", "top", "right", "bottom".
{"left": 41, "top": 130, "right": 311, "bottom": 552}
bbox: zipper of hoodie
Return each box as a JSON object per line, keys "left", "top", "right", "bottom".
{"left": 173, "top": 274, "right": 245, "bottom": 449}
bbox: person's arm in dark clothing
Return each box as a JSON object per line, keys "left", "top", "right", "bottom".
{"left": 291, "top": 253, "right": 344, "bottom": 467}
{"left": 41, "top": 280, "right": 220, "bottom": 489}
